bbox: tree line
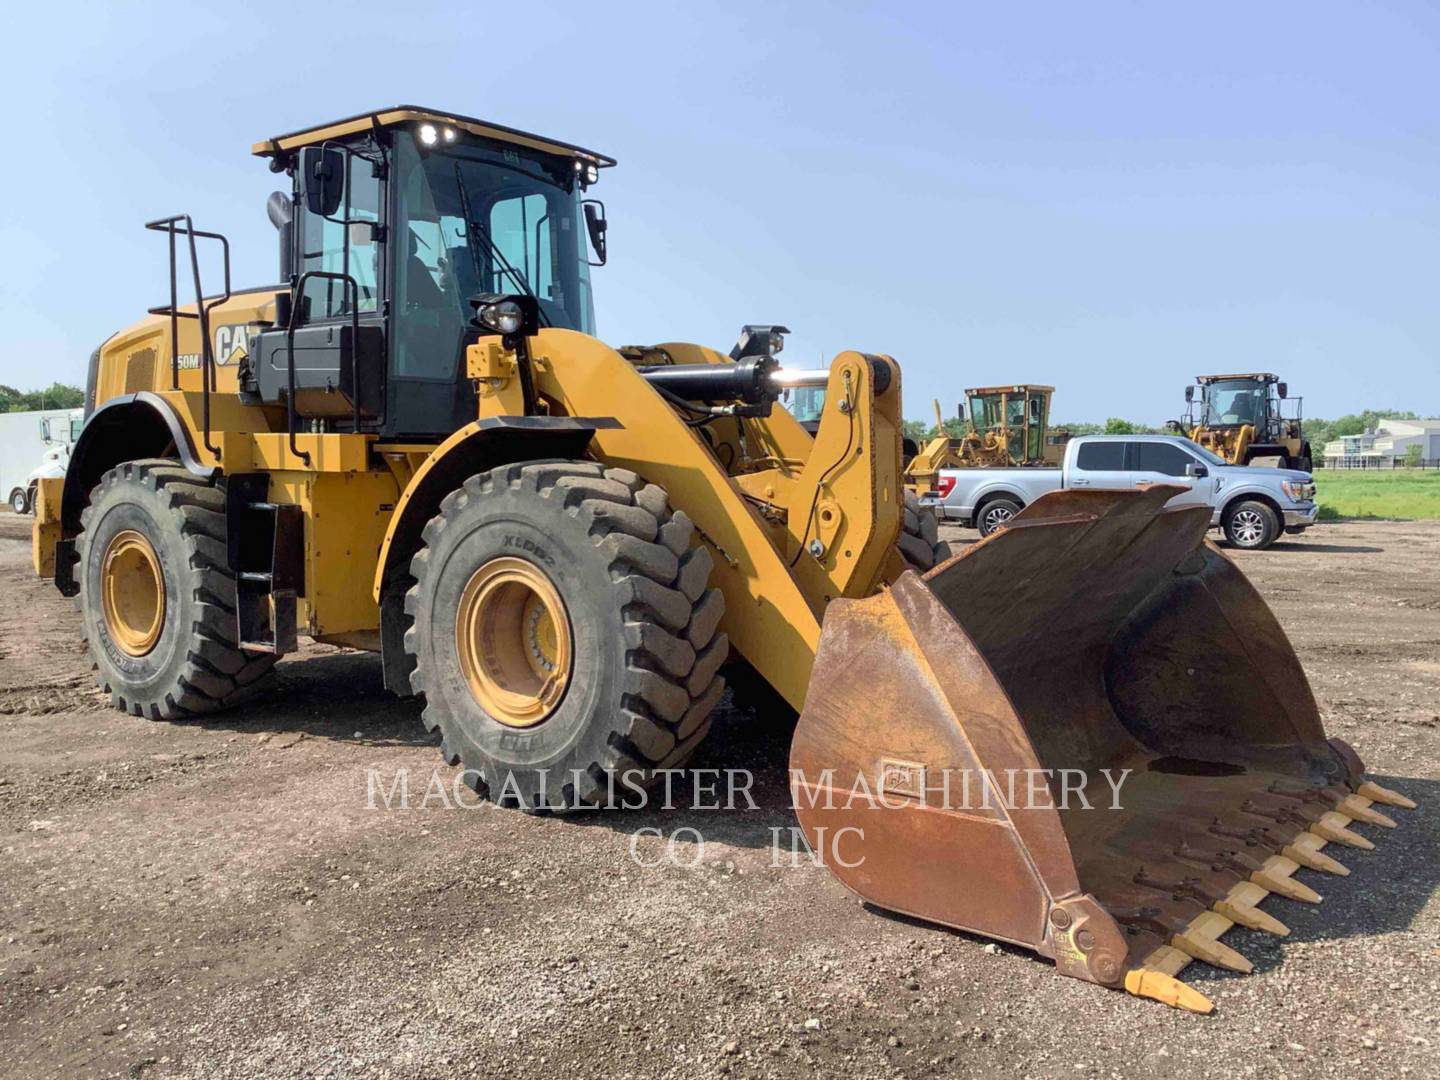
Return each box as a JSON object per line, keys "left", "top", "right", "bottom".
{"left": 2, "top": 383, "right": 86, "bottom": 413}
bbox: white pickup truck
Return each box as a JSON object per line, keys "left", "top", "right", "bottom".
{"left": 920, "top": 434, "right": 1318, "bottom": 550}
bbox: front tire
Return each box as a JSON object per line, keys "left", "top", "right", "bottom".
{"left": 76, "top": 460, "right": 277, "bottom": 719}
{"left": 9, "top": 487, "right": 27, "bottom": 514}
{"left": 1222, "top": 499, "right": 1280, "bottom": 550}
{"left": 405, "top": 461, "right": 727, "bottom": 811}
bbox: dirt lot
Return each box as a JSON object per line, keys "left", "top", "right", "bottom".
{"left": 1, "top": 512, "right": 1436, "bottom": 1079}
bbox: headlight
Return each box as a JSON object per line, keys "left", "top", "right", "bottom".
{"left": 477, "top": 300, "right": 524, "bottom": 335}
{"left": 1281, "top": 481, "right": 1314, "bottom": 501}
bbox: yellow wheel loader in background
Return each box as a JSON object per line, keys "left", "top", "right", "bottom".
{"left": 32, "top": 107, "right": 1413, "bottom": 1014}
{"left": 1176, "top": 372, "right": 1312, "bottom": 471}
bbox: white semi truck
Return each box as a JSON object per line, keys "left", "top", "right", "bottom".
{"left": 1, "top": 408, "right": 83, "bottom": 514}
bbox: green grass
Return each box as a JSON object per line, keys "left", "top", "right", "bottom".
{"left": 1313, "top": 469, "right": 1440, "bottom": 521}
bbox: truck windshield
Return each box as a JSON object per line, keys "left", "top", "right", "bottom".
{"left": 1203, "top": 380, "right": 1265, "bottom": 427}
{"left": 391, "top": 131, "right": 595, "bottom": 380}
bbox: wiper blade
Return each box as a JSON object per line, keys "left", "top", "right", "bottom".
{"left": 452, "top": 162, "right": 549, "bottom": 328}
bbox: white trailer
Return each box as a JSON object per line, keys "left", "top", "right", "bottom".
{"left": 2, "top": 408, "right": 83, "bottom": 513}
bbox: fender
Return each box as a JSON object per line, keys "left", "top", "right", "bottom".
{"left": 49, "top": 393, "right": 216, "bottom": 595}
{"left": 372, "top": 414, "right": 620, "bottom": 694}
{"left": 60, "top": 392, "right": 216, "bottom": 536}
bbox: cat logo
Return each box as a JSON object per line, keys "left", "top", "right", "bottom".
{"left": 175, "top": 323, "right": 258, "bottom": 370}
{"left": 214, "top": 323, "right": 257, "bottom": 366}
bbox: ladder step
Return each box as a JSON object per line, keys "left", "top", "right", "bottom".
{"left": 238, "top": 571, "right": 273, "bottom": 583}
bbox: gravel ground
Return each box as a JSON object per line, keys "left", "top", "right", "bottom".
{"left": 0, "top": 511, "right": 1436, "bottom": 1079}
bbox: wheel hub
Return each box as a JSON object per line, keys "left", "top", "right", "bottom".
{"left": 101, "top": 530, "right": 166, "bottom": 657}
{"left": 455, "top": 557, "right": 572, "bottom": 728}
{"left": 1233, "top": 510, "right": 1264, "bottom": 544}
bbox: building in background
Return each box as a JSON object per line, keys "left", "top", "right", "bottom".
{"left": 1323, "top": 418, "right": 1440, "bottom": 469}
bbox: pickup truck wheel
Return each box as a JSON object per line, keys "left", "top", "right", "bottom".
{"left": 1223, "top": 500, "right": 1279, "bottom": 550}
{"left": 977, "top": 498, "right": 1022, "bottom": 538}
{"left": 9, "top": 487, "right": 28, "bottom": 514}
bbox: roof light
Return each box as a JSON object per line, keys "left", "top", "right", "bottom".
{"left": 443, "top": 127, "right": 457, "bottom": 142}
{"left": 418, "top": 123, "right": 439, "bottom": 147}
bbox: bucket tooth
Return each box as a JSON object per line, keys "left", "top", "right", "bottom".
{"left": 1214, "top": 882, "right": 1290, "bottom": 936}
{"left": 1284, "top": 832, "right": 1350, "bottom": 876}
{"left": 1124, "top": 947, "right": 1214, "bottom": 1014}
{"left": 1337, "top": 794, "right": 1397, "bottom": 829}
{"left": 1172, "top": 911, "right": 1253, "bottom": 973}
{"left": 1310, "top": 812, "right": 1375, "bottom": 850}
{"left": 1253, "top": 856, "right": 1322, "bottom": 904}
{"left": 1357, "top": 780, "right": 1417, "bottom": 810}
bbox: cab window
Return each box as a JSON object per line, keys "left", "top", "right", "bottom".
{"left": 1075, "top": 441, "right": 1126, "bottom": 471}
{"left": 1136, "top": 442, "right": 1195, "bottom": 477}
{"left": 299, "top": 151, "right": 381, "bottom": 319}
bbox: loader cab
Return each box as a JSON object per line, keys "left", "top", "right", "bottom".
{"left": 1187, "top": 373, "right": 1302, "bottom": 445}
{"left": 251, "top": 108, "right": 613, "bottom": 440}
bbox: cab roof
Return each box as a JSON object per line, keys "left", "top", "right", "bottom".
{"left": 964, "top": 385, "right": 1055, "bottom": 395}
{"left": 251, "top": 105, "right": 616, "bottom": 168}
{"left": 1195, "top": 373, "right": 1279, "bottom": 383}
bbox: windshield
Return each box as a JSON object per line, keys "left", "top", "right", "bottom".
{"left": 1202, "top": 380, "right": 1266, "bottom": 427}
{"left": 392, "top": 131, "right": 595, "bottom": 380}
{"left": 788, "top": 386, "right": 825, "bottom": 424}
{"left": 968, "top": 393, "right": 999, "bottom": 431}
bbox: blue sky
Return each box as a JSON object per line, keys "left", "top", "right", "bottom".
{"left": 1, "top": 1, "right": 1435, "bottom": 423}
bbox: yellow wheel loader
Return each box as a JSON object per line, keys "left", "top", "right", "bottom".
{"left": 32, "top": 107, "right": 1413, "bottom": 1013}
{"left": 1175, "top": 373, "right": 1312, "bottom": 470}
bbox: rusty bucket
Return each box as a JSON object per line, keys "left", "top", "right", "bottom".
{"left": 790, "top": 485, "right": 1416, "bottom": 1012}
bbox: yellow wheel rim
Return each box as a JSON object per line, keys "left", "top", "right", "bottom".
{"left": 455, "top": 556, "right": 572, "bottom": 728}
{"left": 101, "top": 529, "right": 166, "bottom": 657}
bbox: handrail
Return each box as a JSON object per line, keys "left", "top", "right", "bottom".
{"left": 145, "top": 215, "right": 231, "bottom": 459}
{"left": 285, "top": 270, "right": 363, "bottom": 465}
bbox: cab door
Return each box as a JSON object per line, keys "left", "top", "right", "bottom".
{"left": 1131, "top": 440, "right": 1213, "bottom": 509}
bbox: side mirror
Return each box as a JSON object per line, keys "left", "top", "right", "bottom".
{"left": 1277, "top": 382, "right": 1288, "bottom": 399}
{"left": 956, "top": 402, "right": 966, "bottom": 421}
{"left": 583, "top": 199, "right": 607, "bottom": 266}
{"left": 302, "top": 147, "right": 345, "bottom": 218}
{"left": 1028, "top": 398, "right": 1041, "bottom": 422}
{"left": 1185, "top": 462, "right": 1209, "bottom": 478}
{"left": 39, "top": 418, "right": 52, "bottom": 442}
{"left": 1184, "top": 386, "right": 1194, "bottom": 403}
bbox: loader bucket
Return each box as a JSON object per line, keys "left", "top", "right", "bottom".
{"left": 790, "top": 485, "right": 1416, "bottom": 1013}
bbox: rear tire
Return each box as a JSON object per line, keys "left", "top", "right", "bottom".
{"left": 1222, "top": 499, "right": 1279, "bottom": 550}
{"left": 976, "top": 497, "right": 1023, "bottom": 538}
{"left": 898, "top": 490, "right": 953, "bottom": 570}
{"left": 405, "top": 460, "right": 727, "bottom": 811}
{"left": 76, "top": 459, "right": 277, "bottom": 719}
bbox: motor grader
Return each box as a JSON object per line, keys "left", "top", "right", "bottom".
{"left": 32, "top": 107, "right": 1413, "bottom": 1014}
{"left": 904, "top": 384, "right": 1066, "bottom": 494}
{"left": 1176, "top": 372, "right": 1312, "bottom": 471}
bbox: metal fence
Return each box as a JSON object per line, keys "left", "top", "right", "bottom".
{"left": 1319, "top": 457, "right": 1440, "bottom": 470}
